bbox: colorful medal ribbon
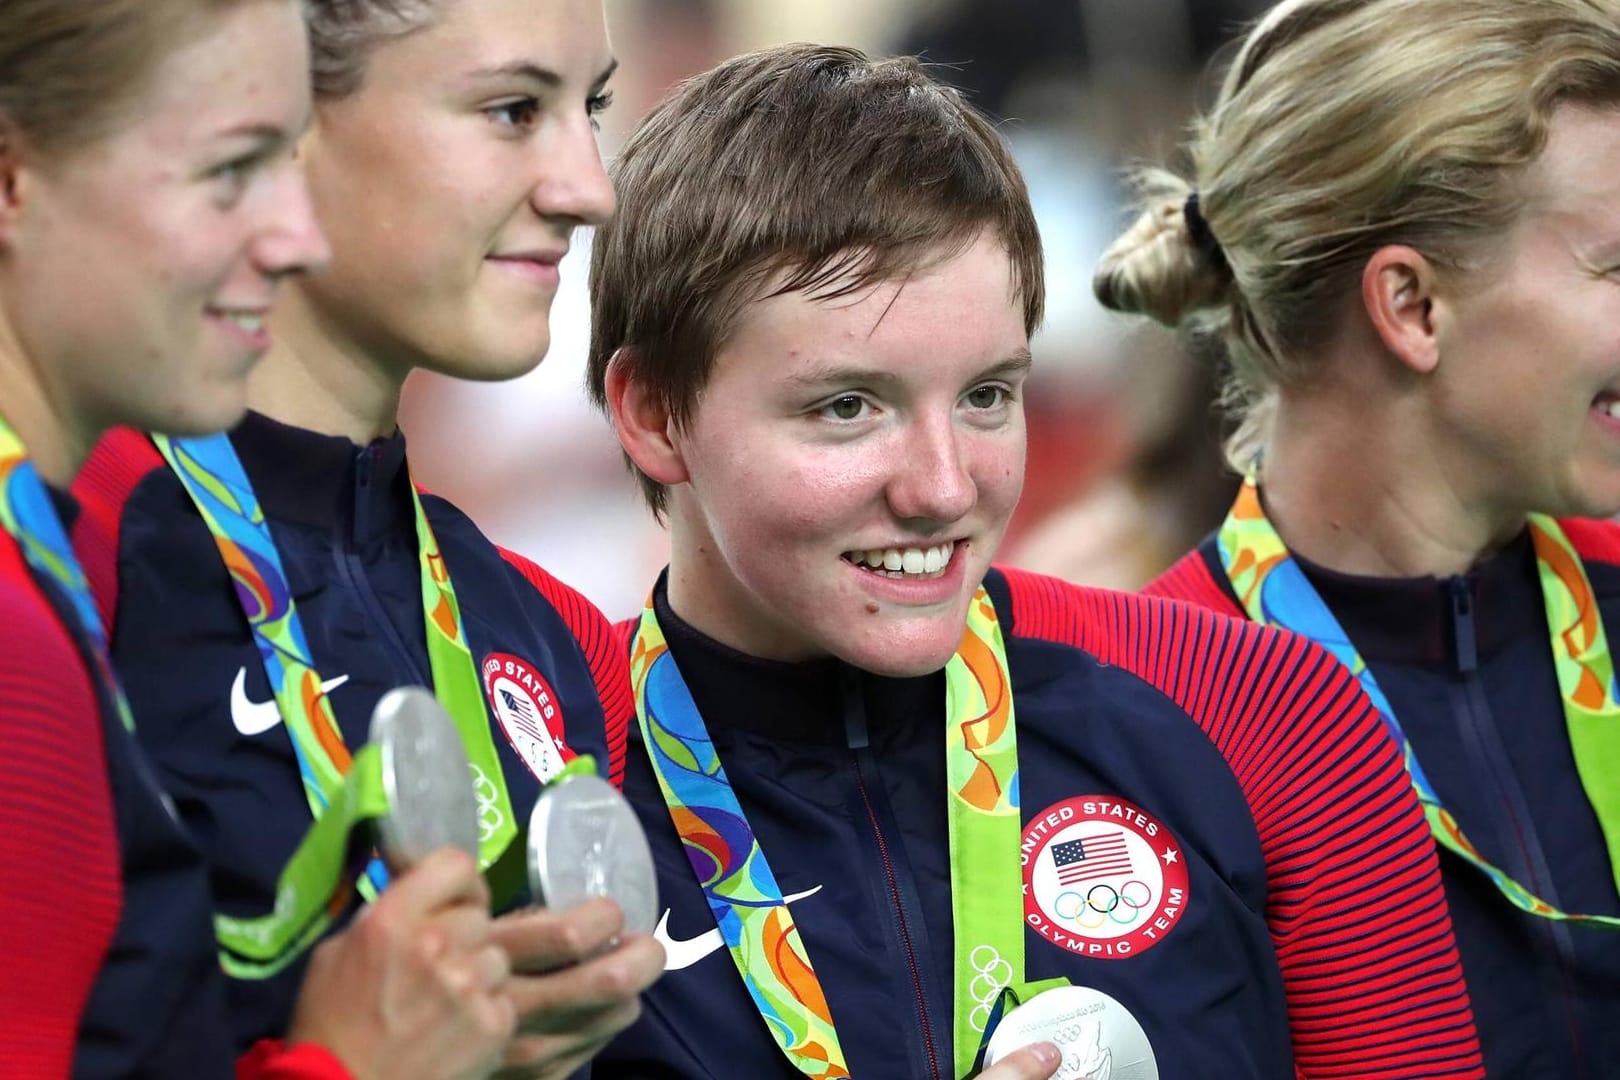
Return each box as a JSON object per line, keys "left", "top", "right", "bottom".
{"left": 632, "top": 586, "right": 1032, "bottom": 1079}
{"left": 1218, "top": 474, "right": 1620, "bottom": 926}
{"left": 155, "top": 433, "right": 519, "bottom": 973}
{"left": 0, "top": 414, "right": 133, "bottom": 732}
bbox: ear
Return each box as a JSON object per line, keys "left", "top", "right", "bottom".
{"left": 604, "top": 348, "right": 690, "bottom": 487}
{"left": 0, "top": 121, "right": 29, "bottom": 246}
{"left": 1361, "top": 245, "right": 1442, "bottom": 375}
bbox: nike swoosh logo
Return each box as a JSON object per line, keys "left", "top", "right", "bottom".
{"left": 655, "top": 885, "right": 824, "bottom": 971}
{"left": 230, "top": 666, "right": 350, "bottom": 737}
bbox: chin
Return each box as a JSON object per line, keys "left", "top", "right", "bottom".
{"left": 835, "top": 622, "right": 967, "bottom": 678}
{"left": 435, "top": 338, "right": 552, "bottom": 383}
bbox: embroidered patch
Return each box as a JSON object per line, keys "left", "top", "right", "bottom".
{"left": 482, "top": 652, "right": 574, "bottom": 782}
{"left": 1021, "top": 796, "right": 1189, "bottom": 959}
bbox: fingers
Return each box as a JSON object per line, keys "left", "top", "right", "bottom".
{"left": 374, "top": 847, "right": 491, "bottom": 922}
{"left": 503, "top": 933, "right": 664, "bottom": 1028}
{"left": 492, "top": 897, "right": 623, "bottom": 973}
{"left": 980, "top": 1042, "right": 1062, "bottom": 1080}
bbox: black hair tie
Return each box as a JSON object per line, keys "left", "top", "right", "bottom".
{"left": 1183, "top": 193, "right": 1228, "bottom": 271}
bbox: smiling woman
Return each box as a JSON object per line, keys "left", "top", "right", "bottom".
{"left": 1118, "top": 1, "right": 1620, "bottom": 1075}
{"left": 588, "top": 42, "right": 1483, "bottom": 1080}
{"left": 70, "top": 0, "right": 664, "bottom": 1075}
{"left": 0, "top": 0, "right": 330, "bottom": 1075}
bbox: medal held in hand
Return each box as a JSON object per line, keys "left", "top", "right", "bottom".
{"left": 983, "top": 986, "right": 1158, "bottom": 1080}
{"left": 527, "top": 772, "right": 658, "bottom": 936}
{"left": 373, "top": 686, "right": 480, "bottom": 869}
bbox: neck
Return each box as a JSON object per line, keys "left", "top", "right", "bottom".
{"left": 1261, "top": 391, "right": 1524, "bottom": 579}
{"left": 248, "top": 285, "right": 404, "bottom": 445}
{"left": 0, "top": 323, "right": 93, "bottom": 488}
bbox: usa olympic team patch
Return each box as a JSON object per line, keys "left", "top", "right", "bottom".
{"left": 482, "top": 652, "right": 575, "bottom": 782}
{"left": 1022, "top": 796, "right": 1189, "bottom": 959}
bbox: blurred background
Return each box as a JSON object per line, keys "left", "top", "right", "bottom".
{"left": 400, "top": 0, "right": 1267, "bottom": 619}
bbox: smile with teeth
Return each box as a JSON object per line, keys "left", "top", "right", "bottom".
{"left": 842, "top": 541, "right": 956, "bottom": 579}
{"left": 214, "top": 310, "right": 265, "bottom": 334}
{"left": 1595, "top": 394, "right": 1620, "bottom": 420}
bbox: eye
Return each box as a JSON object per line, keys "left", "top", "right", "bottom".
{"left": 965, "top": 384, "right": 1010, "bottom": 410}
{"left": 486, "top": 97, "right": 542, "bottom": 131}
{"left": 820, "top": 394, "right": 870, "bottom": 421}
{"left": 206, "top": 156, "right": 257, "bottom": 208}
{"left": 586, "top": 89, "right": 615, "bottom": 131}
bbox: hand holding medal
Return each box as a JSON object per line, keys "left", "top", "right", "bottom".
{"left": 982, "top": 986, "right": 1158, "bottom": 1080}
{"left": 283, "top": 687, "right": 515, "bottom": 1080}
{"left": 477, "top": 768, "right": 664, "bottom": 1079}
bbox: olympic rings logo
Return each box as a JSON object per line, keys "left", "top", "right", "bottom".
{"left": 967, "top": 945, "right": 1014, "bottom": 1033}
{"left": 471, "top": 763, "right": 505, "bottom": 842}
{"left": 1051, "top": 880, "right": 1153, "bottom": 929}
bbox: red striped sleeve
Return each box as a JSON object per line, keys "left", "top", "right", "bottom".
{"left": 70, "top": 427, "right": 165, "bottom": 632}
{"left": 1143, "top": 546, "right": 1244, "bottom": 615}
{"left": 496, "top": 549, "right": 631, "bottom": 791}
{"left": 1001, "top": 567, "right": 1485, "bottom": 1080}
{"left": 0, "top": 544, "right": 122, "bottom": 1077}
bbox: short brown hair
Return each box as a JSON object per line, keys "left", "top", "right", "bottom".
{"left": 588, "top": 43, "right": 1044, "bottom": 515}
{"left": 0, "top": 0, "right": 249, "bottom": 155}
{"left": 1093, "top": 0, "right": 1620, "bottom": 467}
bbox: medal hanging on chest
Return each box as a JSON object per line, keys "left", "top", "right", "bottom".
{"left": 1218, "top": 474, "right": 1620, "bottom": 926}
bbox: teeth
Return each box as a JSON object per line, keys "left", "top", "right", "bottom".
{"left": 844, "top": 543, "right": 956, "bottom": 579}
{"left": 220, "top": 312, "right": 264, "bottom": 333}
{"left": 1598, "top": 398, "right": 1620, "bottom": 419}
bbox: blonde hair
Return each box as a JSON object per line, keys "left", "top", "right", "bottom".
{"left": 1094, "top": 0, "right": 1620, "bottom": 468}
{"left": 0, "top": 0, "right": 247, "bottom": 155}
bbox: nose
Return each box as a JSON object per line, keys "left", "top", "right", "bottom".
{"left": 885, "top": 413, "right": 976, "bottom": 526}
{"left": 529, "top": 115, "right": 616, "bottom": 227}
{"left": 252, "top": 165, "right": 330, "bottom": 276}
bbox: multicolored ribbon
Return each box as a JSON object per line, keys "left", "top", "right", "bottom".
{"left": 631, "top": 587, "right": 1034, "bottom": 1079}
{"left": 155, "top": 432, "right": 520, "bottom": 974}
{"left": 1218, "top": 475, "right": 1620, "bottom": 926}
{"left": 0, "top": 414, "right": 132, "bottom": 731}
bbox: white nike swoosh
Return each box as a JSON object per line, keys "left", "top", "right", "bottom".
{"left": 655, "top": 885, "right": 824, "bottom": 971}
{"left": 230, "top": 666, "right": 351, "bottom": 737}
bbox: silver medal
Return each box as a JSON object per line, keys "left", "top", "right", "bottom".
{"left": 527, "top": 773, "right": 658, "bottom": 935}
{"left": 371, "top": 686, "right": 480, "bottom": 869}
{"left": 983, "top": 985, "right": 1159, "bottom": 1080}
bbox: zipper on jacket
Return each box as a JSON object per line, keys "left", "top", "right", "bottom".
{"left": 841, "top": 666, "right": 946, "bottom": 1080}
{"left": 1449, "top": 579, "right": 1478, "bottom": 673}
{"left": 1445, "top": 579, "right": 1587, "bottom": 1075}
{"left": 334, "top": 447, "right": 430, "bottom": 687}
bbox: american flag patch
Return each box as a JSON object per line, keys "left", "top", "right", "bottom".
{"left": 1052, "top": 832, "right": 1133, "bottom": 885}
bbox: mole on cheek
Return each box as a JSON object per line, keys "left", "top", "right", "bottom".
{"left": 865, "top": 602, "right": 880, "bottom": 614}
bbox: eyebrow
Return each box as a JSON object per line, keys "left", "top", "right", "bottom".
{"left": 787, "top": 348, "right": 1035, "bottom": 390}
{"left": 463, "top": 57, "right": 620, "bottom": 91}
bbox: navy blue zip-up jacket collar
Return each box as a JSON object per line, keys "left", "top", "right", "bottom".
{"left": 71, "top": 414, "right": 631, "bottom": 1061}
{"left": 1152, "top": 520, "right": 1620, "bottom": 1078}
{"left": 597, "top": 566, "right": 1485, "bottom": 1079}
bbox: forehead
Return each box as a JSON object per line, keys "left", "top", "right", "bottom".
{"left": 380, "top": 0, "right": 612, "bottom": 84}
{"left": 711, "top": 234, "right": 1029, "bottom": 388}
{"left": 67, "top": 1, "right": 310, "bottom": 168}
{"left": 1525, "top": 105, "right": 1620, "bottom": 240}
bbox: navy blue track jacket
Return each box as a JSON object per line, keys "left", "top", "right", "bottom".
{"left": 1153, "top": 520, "right": 1620, "bottom": 1079}
{"left": 594, "top": 567, "right": 1485, "bottom": 1079}
{"left": 71, "top": 413, "right": 632, "bottom": 1057}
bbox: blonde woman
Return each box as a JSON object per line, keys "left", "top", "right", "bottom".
{"left": 1101, "top": 0, "right": 1620, "bottom": 1075}
{"left": 0, "top": 2, "right": 524, "bottom": 1079}
{"left": 72, "top": 1, "right": 664, "bottom": 1076}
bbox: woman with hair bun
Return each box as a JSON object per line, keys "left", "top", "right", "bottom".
{"left": 1111, "top": 0, "right": 1620, "bottom": 1074}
